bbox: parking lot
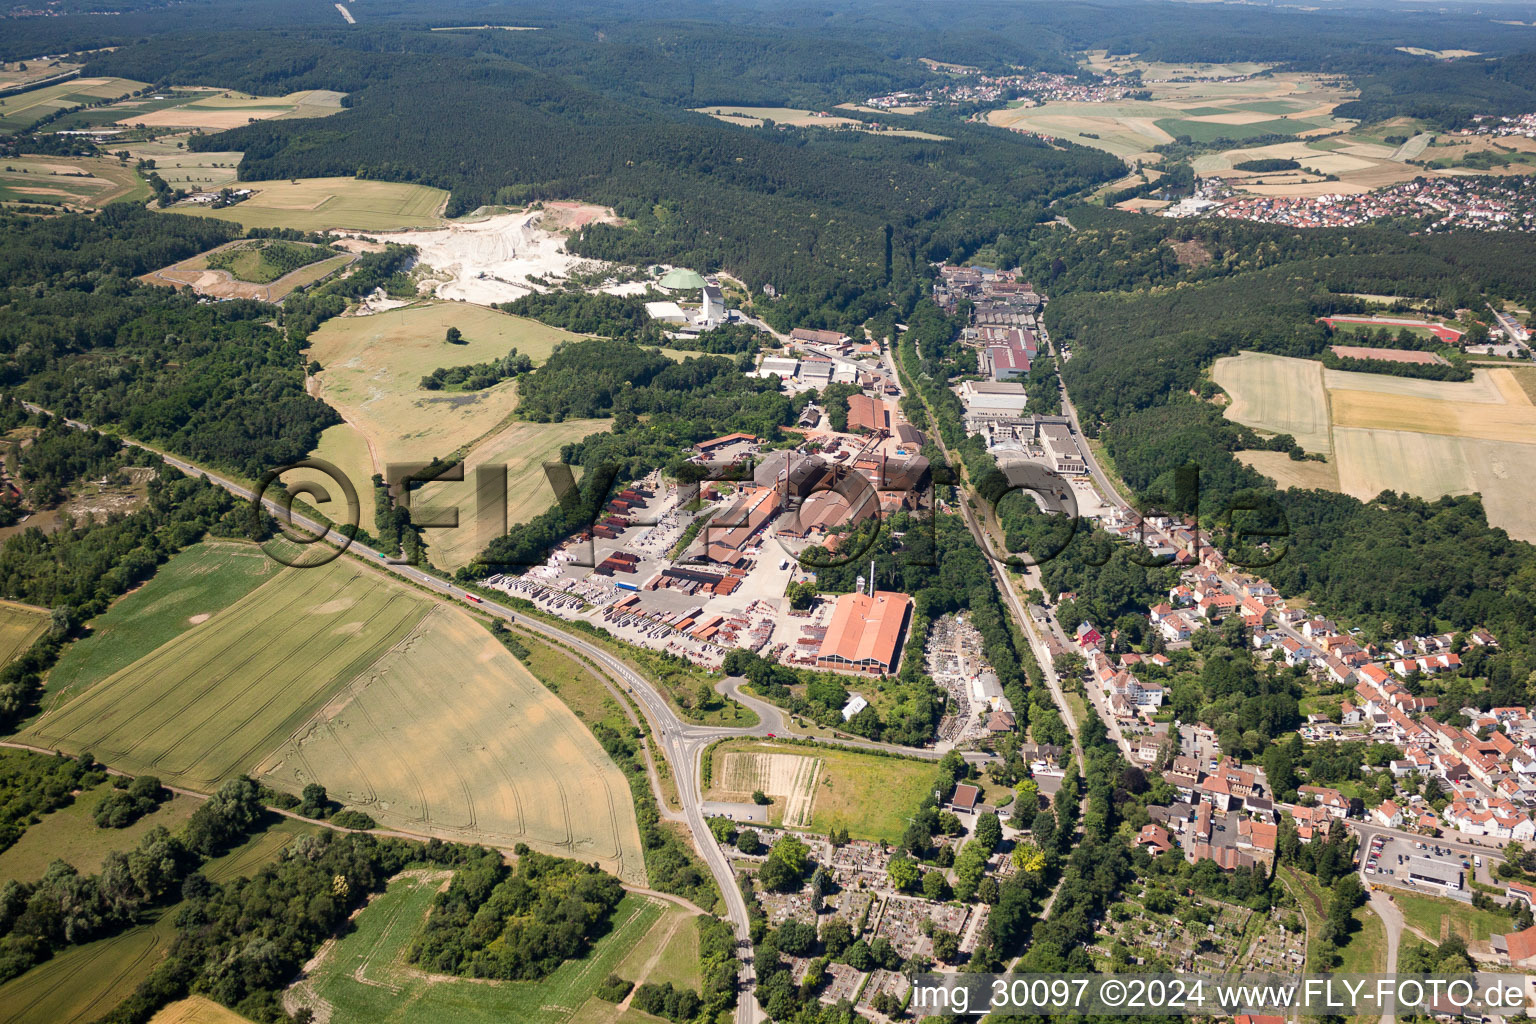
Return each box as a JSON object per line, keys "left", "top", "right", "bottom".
{"left": 1362, "top": 832, "right": 1480, "bottom": 902}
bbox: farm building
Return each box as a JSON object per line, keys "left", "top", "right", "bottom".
{"left": 815, "top": 590, "right": 912, "bottom": 675}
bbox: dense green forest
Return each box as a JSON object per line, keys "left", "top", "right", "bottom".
{"left": 409, "top": 845, "right": 625, "bottom": 980}
{"left": 0, "top": 209, "right": 338, "bottom": 478}
{"left": 77, "top": 28, "right": 1120, "bottom": 325}
{"left": 1336, "top": 51, "right": 1536, "bottom": 127}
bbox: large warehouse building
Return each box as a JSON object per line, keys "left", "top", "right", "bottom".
{"left": 815, "top": 590, "right": 913, "bottom": 675}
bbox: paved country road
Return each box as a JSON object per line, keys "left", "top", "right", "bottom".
{"left": 18, "top": 403, "right": 765, "bottom": 1024}
{"left": 25, "top": 402, "right": 1009, "bottom": 1022}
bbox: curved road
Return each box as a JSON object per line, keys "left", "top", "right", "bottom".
{"left": 716, "top": 676, "right": 994, "bottom": 765}
{"left": 33, "top": 403, "right": 1010, "bottom": 1020}
{"left": 17, "top": 406, "right": 764, "bottom": 1024}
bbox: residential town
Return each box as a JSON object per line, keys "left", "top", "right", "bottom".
{"left": 1164, "top": 173, "right": 1536, "bottom": 232}
{"left": 862, "top": 67, "right": 1145, "bottom": 114}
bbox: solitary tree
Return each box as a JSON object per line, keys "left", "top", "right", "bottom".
{"left": 299, "top": 783, "right": 329, "bottom": 819}
{"left": 973, "top": 811, "right": 1002, "bottom": 852}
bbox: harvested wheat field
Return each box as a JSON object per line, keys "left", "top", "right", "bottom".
{"left": 285, "top": 421, "right": 380, "bottom": 537}
{"left": 0, "top": 600, "right": 49, "bottom": 668}
{"left": 1330, "top": 427, "right": 1476, "bottom": 503}
{"left": 148, "top": 998, "right": 256, "bottom": 1024}
{"left": 114, "top": 89, "right": 345, "bottom": 130}
{"left": 1218, "top": 352, "right": 1536, "bottom": 540}
{"left": 164, "top": 176, "right": 446, "bottom": 232}
{"left": 1327, "top": 366, "right": 1536, "bottom": 444}
{"left": 1212, "top": 351, "right": 1333, "bottom": 454}
{"left": 0, "top": 77, "right": 145, "bottom": 132}
{"left": 22, "top": 557, "right": 433, "bottom": 789}
{"left": 305, "top": 301, "right": 581, "bottom": 475}
{"left": 0, "top": 156, "right": 149, "bottom": 209}
{"left": 120, "top": 142, "right": 242, "bottom": 191}
{"left": 1236, "top": 450, "right": 1341, "bottom": 492}
{"left": 412, "top": 417, "right": 609, "bottom": 570}
{"left": 255, "top": 604, "right": 645, "bottom": 882}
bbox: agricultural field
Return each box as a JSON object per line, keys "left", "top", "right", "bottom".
{"left": 1326, "top": 365, "right": 1536, "bottom": 443}
{"left": 290, "top": 421, "right": 379, "bottom": 538}
{"left": 1192, "top": 126, "right": 1536, "bottom": 197}
{"left": 148, "top": 997, "right": 256, "bottom": 1024}
{"left": 1156, "top": 115, "right": 1336, "bottom": 144}
{"left": 1082, "top": 52, "right": 1272, "bottom": 79}
{"left": 1216, "top": 352, "right": 1536, "bottom": 540}
{"left": 0, "top": 911, "right": 178, "bottom": 1024}
{"left": 39, "top": 89, "right": 232, "bottom": 134}
{"left": 429, "top": 24, "right": 541, "bottom": 31}
{"left": 291, "top": 872, "right": 682, "bottom": 1024}
{"left": 1234, "top": 450, "right": 1341, "bottom": 492}
{"left": 0, "top": 58, "right": 83, "bottom": 92}
{"left": 692, "top": 106, "right": 949, "bottom": 140}
{"left": 1212, "top": 350, "right": 1333, "bottom": 454}
{"left": 142, "top": 238, "right": 352, "bottom": 301}
{"left": 21, "top": 556, "right": 434, "bottom": 790}
{"left": 1395, "top": 47, "right": 1482, "bottom": 59}
{"left": 0, "top": 599, "right": 48, "bottom": 668}
{"left": 704, "top": 741, "right": 934, "bottom": 842}
{"left": 1417, "top": 133, "right": 1536, "bottom": 174}
{"left": 0, "top": 787, "right": 200, "bottom": 883}
{"left": 121, "top": 140, "right": 242, "bottom": 191}
{"left": 1510, "top": 366, "right": 1536, "bottom": 404}
{"left": 162, "top": 176, "right": 446, "bottom": 231}
{"left": 1045, "top": 53, "right": 1526, "bottom": 196}
{"left": 988, "top": 61, "right": 1351, "bottom": 162}
{"left": 44, "top": 540, "right": 279, "bottom": 713}
{"left": 256, "top": 603, "right": 645, "bottom": 882}
{"left": 414, "top": 417, "right": 609, "bottom": 571}
{"left": 0, "top": 76, "right": 146, "bottom": 133}
{"left": 304, "top": 301, "right": 583, "bottom": 488}
{"left": 112, "top": 88, "right": 346, "bottom": 131}
{"left": 201, "top": 817, "right": 321, "bottom": 883}
{"left": 0, "top": 156, "right": 149, "bottom": 208}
